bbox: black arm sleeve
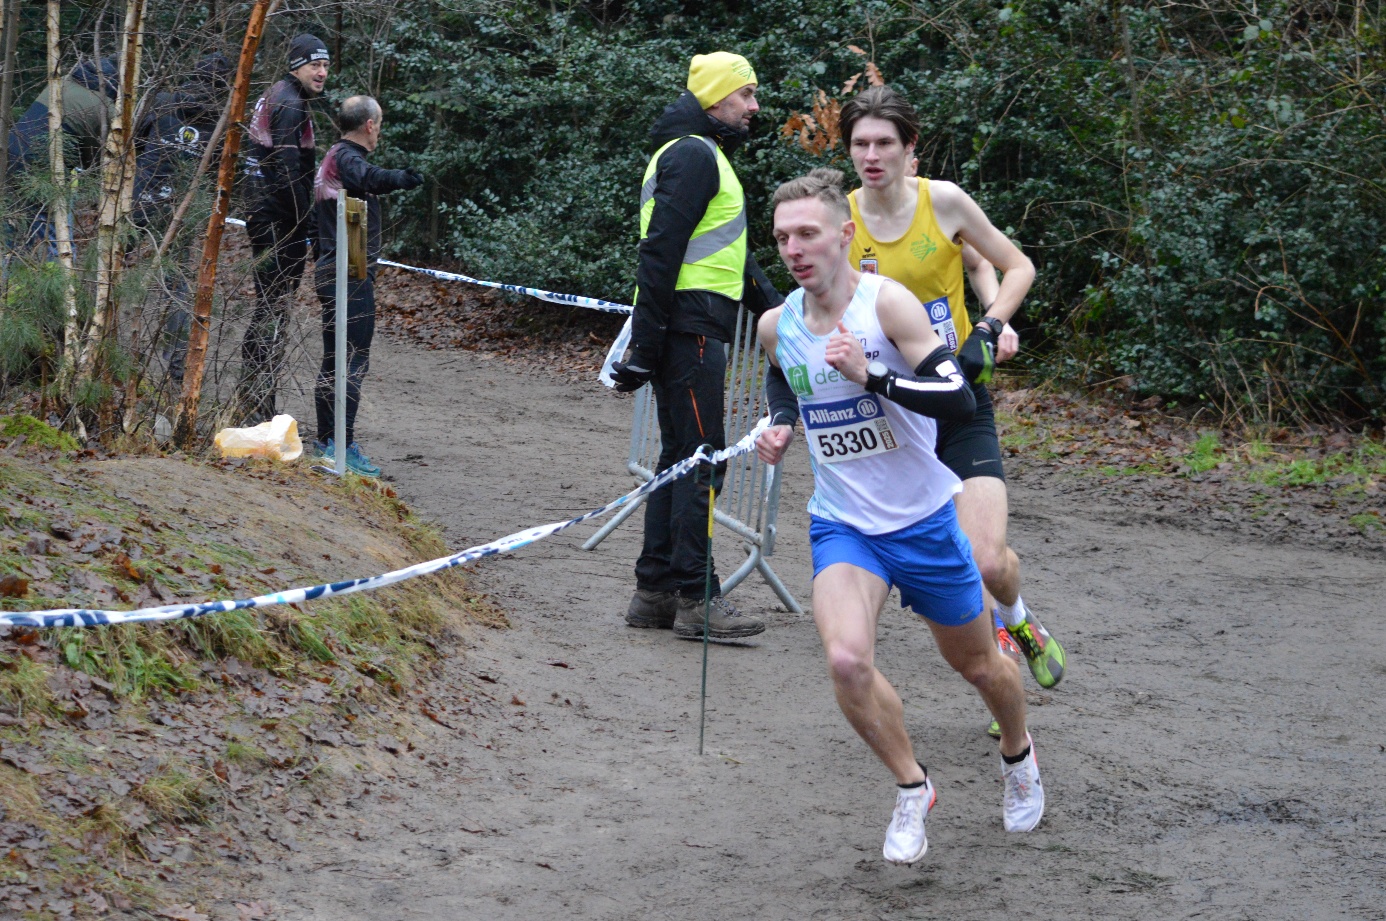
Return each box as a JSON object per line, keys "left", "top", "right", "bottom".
{"left": 631, "top": 137, "right": 720, "bottom": 367}
{"left": 765, "top": 363, "right": 799, "bottom": 427}
{"left": 338, "top": 144, "right": 413, "bottom": 196}
{"left": 873, "top": 345, "right": 976, "bottom": 422}
{"left": 742, "top": 252, "right": 785, "bottom": 316}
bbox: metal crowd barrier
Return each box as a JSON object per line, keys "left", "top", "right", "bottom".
{"left": 583, "top": 307, "right": 803, "bottom": 614}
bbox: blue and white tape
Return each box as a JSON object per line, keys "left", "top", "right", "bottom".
{"left": 0, "top": 419, "right": 769, "bottom": 629}
{"left": 223, "top": 218, "right": 633, "bottom": 315}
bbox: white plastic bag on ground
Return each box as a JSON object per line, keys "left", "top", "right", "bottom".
{"left": 214, "top": 414, "right": 303, "bottom": 462}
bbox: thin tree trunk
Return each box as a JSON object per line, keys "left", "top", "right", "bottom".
{"left": 0, "top": 0, "right": 18, "bottom": 318}
{"left": 50, "top": 0, "right": 81, "bottom": 392}
{"left": 0, "top": 0, "right": 20, "bottom": 190}
{"left": 173, "top": 0, "right": 274, "bottom": 448}
{"left": 82, "top": 0, "right": 146, "bottom": 391}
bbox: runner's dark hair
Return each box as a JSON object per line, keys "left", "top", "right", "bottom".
{"left": 838, "top": 85, "right": 919, "bottom": 149}
{"left": 771, "top": 168, "right": 850, "bottom": 220}
{"left": 338, "top": 95, "right": 381, "bottom": 133}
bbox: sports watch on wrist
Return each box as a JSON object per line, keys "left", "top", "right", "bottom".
{"left": 978, "top": 316, "right": 1005, "bottom": 338}
{"left": 865, "top": 360, "right": 892, "bottom": 394}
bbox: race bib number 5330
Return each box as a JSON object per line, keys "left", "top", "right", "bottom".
{"left": 802, "top": 394, "right": 899, "bottom": 464}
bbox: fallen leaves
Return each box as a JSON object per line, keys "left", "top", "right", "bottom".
{"left": 0, "top": 575, "right": 27, "bottom": 598}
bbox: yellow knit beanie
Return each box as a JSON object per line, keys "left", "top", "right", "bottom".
{"left": 687, "top": 52, "right": 757, "bottom": 109}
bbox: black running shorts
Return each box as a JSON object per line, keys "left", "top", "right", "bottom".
{"left": 935, "top": 381, "right": 1005, "bottom": 483}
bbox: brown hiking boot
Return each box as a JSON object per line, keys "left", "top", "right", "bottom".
{"left": 624, "top": 589, "right": 677, "bottom": 628}
{"left": 672, "top": 594, "right": 765, "bottom": 640}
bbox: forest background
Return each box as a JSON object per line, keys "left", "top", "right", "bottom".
{"left": 1, "top": 0, "right": 1383, "bottom": 432}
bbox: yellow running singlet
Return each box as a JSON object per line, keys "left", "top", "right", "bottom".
{"left": 848, "top": 178, "right": 971, "bottom": 352}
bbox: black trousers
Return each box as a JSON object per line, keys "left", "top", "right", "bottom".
{"left": 237, "top": 211, "right": 308, "bottom": 421}
{"left": 635, "top": 332, "right": 727, "bottom": 598}
{"left": 313, "top": 276, "right": 375, "bottom": 446}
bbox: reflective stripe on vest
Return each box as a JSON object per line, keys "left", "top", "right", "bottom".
{"left": 639, "top": 135, "right": 746, "bottom": 301}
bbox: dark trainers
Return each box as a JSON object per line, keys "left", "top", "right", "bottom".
{"left": 672, "top": 594, "right": 765, "bottom": 640}
{"left": 625, "top": 589, "right": 677, "bottom": 628}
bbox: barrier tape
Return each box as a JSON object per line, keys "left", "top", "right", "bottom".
{"left": 223, "top": 218, "right": 633, "bottom": 315}
{"left": 0, "top": 419, "right": 769, "bottom": 629}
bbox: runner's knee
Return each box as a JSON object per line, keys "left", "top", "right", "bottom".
{"left": 954, "top": 648, "right": 1007, "bottom": 692}
{"left": 825, "top": 644, "right": 873, "bottom": 692}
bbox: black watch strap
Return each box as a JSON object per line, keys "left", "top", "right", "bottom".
{"left": 865, "top": 360, "right": 892, "bottom": 395}
{"left": 979, "top": 316, "right": 1005, "bottom": 338}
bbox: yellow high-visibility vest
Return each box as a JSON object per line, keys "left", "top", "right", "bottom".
{"left": 639, "top": 135, "right": 746, "bottom": 301}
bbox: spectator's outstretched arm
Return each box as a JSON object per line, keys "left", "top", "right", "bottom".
{"left": 338, "top": 144, "right": 422, "bottom": 196}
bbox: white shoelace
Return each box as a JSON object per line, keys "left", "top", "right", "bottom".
{"left": 892, "top": 788, "right": 925, "bottom": 830}
{"left": 1004, "top": 762, "right": 1032, "bottom": 806}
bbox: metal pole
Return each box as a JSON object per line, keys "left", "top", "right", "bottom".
{"left": 334, "top": 188, "right": 347, "bottom": 475}
{"left": 697, "top": 450, "right": 716, "bottom": 756}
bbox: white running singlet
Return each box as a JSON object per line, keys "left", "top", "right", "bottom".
{"left": 775, "top": 273, "right": 962, "bottom": 534}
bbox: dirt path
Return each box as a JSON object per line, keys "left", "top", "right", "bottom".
{"left": 254, "top": 333, "right": 1385, "bottom": 921}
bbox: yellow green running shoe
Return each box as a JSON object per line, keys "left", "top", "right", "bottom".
{"left": 1006, "top": 609, "right": 1066, "bottom": 688}
{"left": 987, "top": 719, "right": 1002, "bottom": 739}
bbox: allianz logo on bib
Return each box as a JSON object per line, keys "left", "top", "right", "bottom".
{"left": 804, "top": 395, "right": 881, "bottom": 427}
{"left": 924, "top": 297, "right": 950, "bottom": 323}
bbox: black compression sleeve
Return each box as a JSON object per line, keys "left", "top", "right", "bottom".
{"left": 765, "top": 364, "right": 800, "bottom": 427}
{"left": 873, "top": 345, "right": 976, "bottom": 421}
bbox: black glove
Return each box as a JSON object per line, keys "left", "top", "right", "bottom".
{"left": 400, "top": 167, "right": 424, "bottom": 190}
{"left": 609, "top": 360, "right": 654, "bottom": 393}
{"left": 957, "top": 323, "right": 997, "bottom": 384}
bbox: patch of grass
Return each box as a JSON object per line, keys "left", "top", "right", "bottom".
{"left": 1248, "top": 441, "right": 1386, "bottom": 488}
{"left": 0, "top": 654, "right": 54, "bottom": 716}
{"left": 1183, "top": 432, "right": 1225, "bottom": 474}
{"left": 61, "top": 627, "right": 201, "bottom": 699}
{"left": 134, "top": 762, "right": 215, "bottom": 823}
{"left": 224, "top": 738, "right": 268, "bottom": 766}
{"left": 0, "top": 413, "right": 80, "bottom": 452}
{"left": 1349, "top": 512, "right": 1384, "bottom": 534}
{"left": 1094, "top": 462, "right": 1167, "bottom": 477}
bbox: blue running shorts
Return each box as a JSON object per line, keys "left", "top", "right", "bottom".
{"left": 809, "top": 503, "right": 984, "bottom": 626}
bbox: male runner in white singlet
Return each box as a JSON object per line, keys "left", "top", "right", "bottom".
{"left": 755, "top": 169, "right": 1044, "bottom": 864}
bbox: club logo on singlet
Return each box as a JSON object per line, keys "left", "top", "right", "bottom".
{"left": 910, "top": 234, "right": 938, "bottom": 261}
{"left": 786, "top": 364, "right": 814, "bottom": 397}
{"left": 859, "top": 247, "right": 879, "bottom": 275}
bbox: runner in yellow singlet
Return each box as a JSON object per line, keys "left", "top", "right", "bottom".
{"left": 839, "top": 86, "right": 1067, "bottom": 706}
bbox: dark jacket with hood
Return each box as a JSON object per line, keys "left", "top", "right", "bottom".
{"left": 133, "top": 54, "right": 232, "bottom": 227}
{"left": 7, "top": 59, "right": 117, "bottom": 177}
{"left": 630, "top": 90, "right": 782, "bottom": 370}
{"left": 243, "top": 74, "right": 316, "bottom": 230}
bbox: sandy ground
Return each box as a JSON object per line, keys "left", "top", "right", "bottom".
{"left": 249, "top": 332, "right": 1385, "bottom": 921}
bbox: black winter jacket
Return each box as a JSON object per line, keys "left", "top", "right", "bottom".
{"left": 630, "top": 90, "right": 782, "bottom": 369}
{"left": 243, "top": 76, "right": 316, "bottom": 229}
{"left": 132, "top": 80, "right": 224, "bottom": 227}
{"left": 312, "top": 139, "right": 415, "bottom": 282}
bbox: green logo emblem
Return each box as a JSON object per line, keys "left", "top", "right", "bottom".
{"left": 910, "top": 234, "right": 938, "bottom": 261}
{"left": 786, "top": 364, "right": 813, "bottom": 397}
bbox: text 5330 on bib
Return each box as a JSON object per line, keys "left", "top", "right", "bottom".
{"left": 802, "top": 394, "right": 899, "bottom": 464}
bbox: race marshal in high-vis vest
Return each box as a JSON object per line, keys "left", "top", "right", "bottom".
{"left": 608, "top": 52, "right": 784, "bottom": 643}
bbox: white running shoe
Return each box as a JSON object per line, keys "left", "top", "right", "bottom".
{"left": 883, "top": 777, "right": 937, "bottom": 864}
{"left": 1001, "top": 733, "right": 1044, "bottom": 832}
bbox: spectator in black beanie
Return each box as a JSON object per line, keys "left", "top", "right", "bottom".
{"left": 235, "top": 33, "right": 330, "bottom": 424}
